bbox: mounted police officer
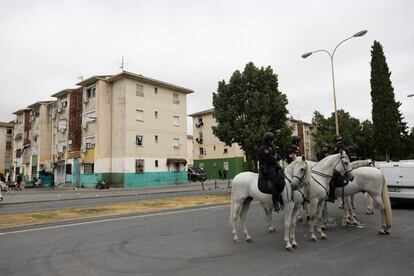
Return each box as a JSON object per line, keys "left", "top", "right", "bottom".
{"left": 327, "top": 134, "right": 348, "bottom": 202}
{"left": 286, "top": 135, "right": 302, "bottom": 164}
{"left": 258, "top": 132, "right": 284, "bottom": 212}
{"left": 316, "top": 142, "right": 329, "bottom": 161}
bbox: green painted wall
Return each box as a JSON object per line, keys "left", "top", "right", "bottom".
{"left": 79, "top": 171, "right": 188, "bottom": 189}
{"left": 194, "top": 157, "right": 246, "bottom": 179}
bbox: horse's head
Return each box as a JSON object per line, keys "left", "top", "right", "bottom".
{"left": 334, "top": 150, "right": 354, "bottom": 182}
{"left": 290, "top": 155, "right": 310, "bottom": 190}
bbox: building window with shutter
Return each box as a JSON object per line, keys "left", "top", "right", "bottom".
{"left": 173, "top": 93, "right": 179, "bottom": 104}
{"left": 154, "top": 87, "right": 158, "bottom": 94}
{"left": 136, "top": 109, "right": 143, "bottom": 121}
{"left": 155, "top": 111, "right": 158, "bottom": 119}
{"left": 155, "top": 135, "right": 158, "bottom": 143}
{"left": 136, "top": 84, "right": 144, "bottom": 96}
{"left": 84, "top": 163, "right": 94, "bottom": 174}
{"left": 135, "top": 159, "right": 144, "bottom": 173}
{"left": 155, "top": 160, "right": 159, "bottom": 167}
{"left": 173, "top": 115, "right": 179, "bottom": 126}
{"left": 173, "top": 138, "right": 180, "bottom": 149}
{"left": 136, "top": 135, "right": 143, "bottom": 146}
{"left": 86, "top": 86, "right": 96, "bottom": 98}
{"left": 66, "top": 164, "right": 72, "bottom": 174}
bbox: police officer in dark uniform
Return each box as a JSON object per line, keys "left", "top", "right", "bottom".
{"left": 286, "top": 135, "right": 302, "bottom": 164}
{"left": 316, "top": 142, "right": 329, "bottom": 161}
{"left": 258, "top": 132, "right": 284, "bottom": 212}
{"left": 327, "top": 134, "right": 348, "bottom": 202}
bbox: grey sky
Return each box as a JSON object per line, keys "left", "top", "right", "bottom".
{"left": 1, "top": 0, "right": 413, "bottom": 134}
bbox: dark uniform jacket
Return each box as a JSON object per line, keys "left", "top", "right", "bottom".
{"left": 257, "top": 144, "right": 284, "bottom": 192}
{"left": 286, "top": 145, "right": 301, "bottom": 164}
{"left": 316, "top": 150, "right": 329, "bottom": 161}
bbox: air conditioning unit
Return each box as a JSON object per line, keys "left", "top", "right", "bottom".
{"left": 57, "top": 107, "right": 63, "bottom": 113}
{"left": 83, "top": 97, "right": 89, "bottom": 104}
{"left": 81, "top": 146, "right": 87, "bottom": 153}
{"left": 82, "top": 122, "right": 88, "bottom": 129}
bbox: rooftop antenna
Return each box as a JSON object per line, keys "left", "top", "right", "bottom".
{"left": 120, "top": 56, "right": 125, "bottom": 71}
{"left": 78, "top": 75, "right": 83, "bottom": 82}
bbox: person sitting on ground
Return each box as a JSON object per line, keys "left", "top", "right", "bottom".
{"left": 258, "top": 132, "right": 285, "bottom": 212}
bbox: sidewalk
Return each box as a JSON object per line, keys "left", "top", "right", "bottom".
{"left": 0, "top": 180, "right": 231, "bottom": 205}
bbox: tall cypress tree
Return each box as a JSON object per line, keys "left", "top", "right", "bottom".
{"left": 370, "top": 41, "right": 401, "bottom": 161}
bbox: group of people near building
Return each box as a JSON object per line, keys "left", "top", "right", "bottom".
{"left": 257, "top": 132, "right": 354, "bottom": 212}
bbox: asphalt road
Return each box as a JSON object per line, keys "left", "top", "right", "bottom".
{"left": 0, "top": 195, "right": 413, "bottom": 276}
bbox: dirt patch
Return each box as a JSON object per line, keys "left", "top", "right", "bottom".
{"left": 0, "top": 193, "right": 230, "bottom": 229}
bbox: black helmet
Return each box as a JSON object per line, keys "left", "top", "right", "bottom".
{"left": 334, "top": 134, "right": 343, "bottom": 143}
{"left": 263, "top": 132, "right": 275, "bottom": 145}
{"left": 291, "top": 135, "right": 301, "bottom": 145}
{"left": 320, "top": 142, "right": 328, "bottom": 148}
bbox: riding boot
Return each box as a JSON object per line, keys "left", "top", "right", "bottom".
{"left": 327, "top": 182, "right": 336, "bottom": 203}
{"left": 272, "top": 190, "right": 281, "bottom": 212}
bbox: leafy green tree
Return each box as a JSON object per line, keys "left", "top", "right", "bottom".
{"left": 212, "top": 62, "right": 291, "bottom": 171}
{"left": 370, "top": 41, "right": 402, "bottom": 160}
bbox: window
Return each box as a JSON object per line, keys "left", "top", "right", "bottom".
{"left": 136, "top": 109, "right": 143, "bottom": 121}
{"left": 84, "top": 163, "right": 94, "bottom": 174}
{"left": 154, "top": 87, "right": 158, "bottom": 94}
{"left": 58, "top": 141, "right": 67, "bottom": 152}
{"left": 6, "top": 142, "right": 12, "bottom": 150}
{"left": 16, "top": 149, "right": 22, "bottom": 158}
{"left": 173, "top": 116, "right": 179, "bottom": 126}
{"left": 155, "top": 135, "right": 158, "bottom": 143}
{"left": 6, "top": 128, "right": 12, "bottom": 135}
{"left": 66, "top": 164, "right": 72, "bottom": 174}
{"left": 61, "top": 100, "right": 68, "bottom": 108}
{"left": 224, "top": 147, "right": 228, "bottom": 154}
{"left": 136, "top": 84, "right": 144, "bottom": 96}
{"left": 58, "top": 120, "right": 67, "bottom": 132}
{"left": 173, "top": 138, "right": 180, "bottom": 149}
{"left": 136, "top": 135, "right": 143, "bottom": 146}
{"left": 86, "top": 86, "right": 96, "bottom": 98}
{"left": 213, "top": 146, "right": 216, "bottom": 151}
{"left": 155, "top": 160, "right": 159, "bottom": 167}
{"left": 85, "top": 137, "right": 95, "bottom": 149}
{"left": 199, "top": 147, "right": 204, "bottom": 155}
{"left": 155, "top": 111, "right": 158, "bottom": 119}
{"left": 135, "top": 159, "right": 144, "bottom": 173}
{"left": 223, "top": 162, "right": 229, "bottom": 171}
{"left": 173, "top": 93, "right": 179, "bottom": 104}
{"left": 85, "top": 111, "right": 97, "bottom": 123}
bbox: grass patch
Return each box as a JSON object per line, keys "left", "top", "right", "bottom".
{"left": 0, "top": 193, "right": 231, "bottom": 229}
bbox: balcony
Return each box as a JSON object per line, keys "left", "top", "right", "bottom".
{"left": 14, "top": 133, "right": 23, "bottom": 140}
{"left": 196, "top": 138, "right": 203, "bottom": 144}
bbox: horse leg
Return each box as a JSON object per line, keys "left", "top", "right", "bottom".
{"left": 343, "top": 196, "right": 357, "bottom": 225}
{"left": 365, "top": 193, "right": 374, "bottom": 215}
{"left": 316, "top": 201, "right": 327, "bottom": 240}
{"left": 308, "top": 198, "right": 319, "bottom": 241}
{"left": 370, "top": 192, "right": 389, "bottom": 235}
{"left": 290, "top": 206, "right": 299, "bottom": 248}
{"left": 321, "top": 202, "right": 328, "bottom": 231}
{"left": 283, "top": 202, "right": 294, "bottom": 250}
{"left": 240, "top": 197, "right": 253, "bottom": 242}
{"left": 297, "top": 211, "right": 304, "bottom": 223}
{"left": 261, "top": 202, "right": 276, "bottom": 232}
{"left": 231, "top": 196, "right": 244, "bottom": 243}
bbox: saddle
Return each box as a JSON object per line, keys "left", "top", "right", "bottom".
{"left": 257, "top": 172, "right": 285, "bottom": 195}
{"left": 331, "top": 173, "right": 349, "bottom": 188}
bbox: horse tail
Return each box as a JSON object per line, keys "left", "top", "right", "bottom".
{"left": 230, "top": 181, "right": 235, "bottom": 225}
{"left": 381, "top": 173, "right": 392, "bottom": 229}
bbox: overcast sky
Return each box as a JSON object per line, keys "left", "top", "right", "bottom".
{"left": 1, "top": 0, "right": 413, "bottom": 134}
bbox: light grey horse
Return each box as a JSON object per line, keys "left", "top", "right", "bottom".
{"left": 230, "top": 156, "right": 310, "bottom": 250}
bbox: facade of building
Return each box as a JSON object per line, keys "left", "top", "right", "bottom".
{"left": 12, "top": 109, "right": 31, "bottom": 181}
{"left": 77, "top": 71, "right": 193, "bottom": 188}
{"left": 190, "top": 108, "right": 317, "bottom": 179}
{"left": 50, "top": 88, "right": 83, "bottom": 186}
{"left": 27, "top": 101, "right": 53, "bottom": 181}
{"left": 189, "top": 108, "right": 246, "bottom": 179}
{"left": 186, "top": 135, "right": 193, "bottom": 167}
{"left": 0, "top": 122, "right": 14, "bottom": 179}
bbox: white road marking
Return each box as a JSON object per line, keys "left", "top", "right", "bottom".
{"left": 0, "top": 204, "right": 230, "bottom": 236}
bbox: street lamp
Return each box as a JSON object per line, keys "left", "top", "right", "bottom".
{"left": 408, "top": 94, "right": 414, "bottom": 98}
{"left": 302, "top": 30, "right": 368, "bottom": 135}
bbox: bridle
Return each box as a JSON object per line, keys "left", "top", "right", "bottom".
{"left": 284, "top": 163, "right": 308, "bottom": 203}
{"left": 311, "top": 154, "right": 353, "bottom": 179}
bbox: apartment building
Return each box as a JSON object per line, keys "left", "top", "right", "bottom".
{"left": 12, "top": 108, "right": 31, "bottom": 181}
{"left": 189, "top": 108, "right": 246, "bottom": 179}
{"left": 26, "top": 101, "right": 54, "bottom": 181}
{"left": 0, "top": 122, "right": 13, "bottom": 178}
{"left": 190, "top": 108, "right": 317, "bottom": 179}
{"left": 77, "top": 71, "right": 193, "bottom": 188}
{"left": 186, "top": 135, "right": 193, "bottom": 167}
{"left": 50, "top": 88, "right": 83, "bottom": 185}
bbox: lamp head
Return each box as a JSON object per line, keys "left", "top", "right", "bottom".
{"left": 353, "top": 30, "right": 368, "bottom": 37}
{"left": 301, "top": 52, "right": 313, "bottom": 59}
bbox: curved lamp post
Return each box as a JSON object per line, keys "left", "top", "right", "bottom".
{"left": 302, "top": 30, "right": 367, "bottom": 135}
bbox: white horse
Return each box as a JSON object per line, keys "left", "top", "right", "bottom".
{"left": 230, "top": 156, "right": 310, "bottom": 250}
{"left": 335, "top": 167, "right": 392, "bottom": 234}
{"left": 306, "top": 151, "right": 354, "bottom": 241}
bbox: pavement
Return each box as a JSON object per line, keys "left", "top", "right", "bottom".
{"left": 0, "top": 180, "right": 231, "bottom": 205}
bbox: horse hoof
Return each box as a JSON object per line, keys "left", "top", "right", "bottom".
{"left": 378, "top": 230, "right": 386, "bottom": 235}
{"left": 292, "top": 243, "right": 298, "bottom": 248}
{"left": 233, "top": 238, "right": 241, "bottom": 244}
{"left": 268, "top": 227, "right": 276, "bottom": 233}
{"left": 321, "top": 225, "right": 327, "bottom": 231}
{"left": 285, "top": 245, "right": 293, "bottom": 251}
{"left": 320, "top": 234, "right": 327, "bottom": 240}
{"left": 352, "top": 221, "right": 358, "bottom": 226}
{"left": 246, "top": 237, "right": 253, "bottom": 243}
{"left": 310, "top": 236, "right": 317, "bottom": 242}
{"left": 385, "top": 230, "right": 390, "bottom": 235}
